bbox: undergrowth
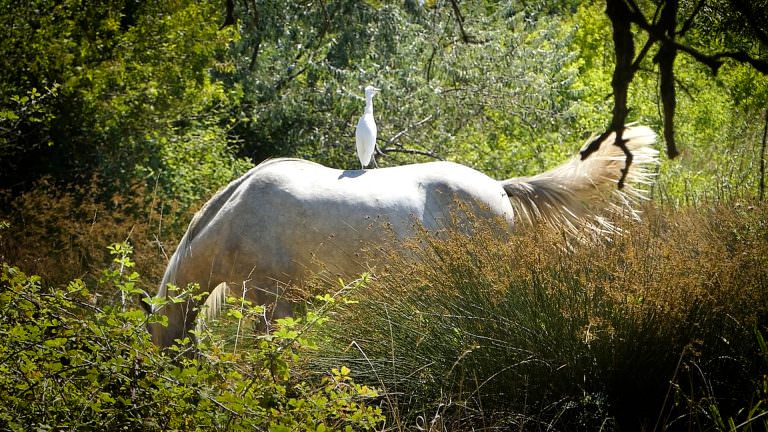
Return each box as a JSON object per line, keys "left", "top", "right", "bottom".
{"left": 3, "top": 193, "right": 767, "bottom": 431}
{"left": 311, "top": 202, "right": 768, "bottom": 431}
{"left": 0, "top": 176, "right": 194, "bottom": 298}
{"left": 0, "top": 247, "right": 384, "bottom": 431}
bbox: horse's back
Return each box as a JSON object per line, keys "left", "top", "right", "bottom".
{"left": 185, "top": 159, "right": 513, "bottom": 286}
{"left": 248, "top": 159, "right": 514, "bottom": 226}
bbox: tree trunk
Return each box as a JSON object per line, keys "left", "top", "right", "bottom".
{"left": 760, "top": 109, "right": 767, "bottom": 201}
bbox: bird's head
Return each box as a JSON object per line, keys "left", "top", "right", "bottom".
{"left": 364, "top": 85, "right": 380, "bottom": 99}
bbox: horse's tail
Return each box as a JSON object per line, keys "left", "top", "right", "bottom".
{"left": 500, "top": 126, "right": 659, "bottom": 236}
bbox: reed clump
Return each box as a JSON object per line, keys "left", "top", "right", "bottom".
{"left": 312, "top": 202, "right": 768, "bottom": 430}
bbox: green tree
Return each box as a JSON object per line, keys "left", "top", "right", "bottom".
{"left": 223, "top": 1, "right": 583, "bottom": 177}
{"left": 0, "top": 0, "right": 249, "bottom": 208}
{"left": 586, "top": 0, "right": 768, "bottom": 188}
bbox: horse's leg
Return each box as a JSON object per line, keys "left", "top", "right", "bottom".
{"left": 237, "top": 279, "right": 294, "bottom": 333}
{"left": 153, "top": 251, "right": 232, "bottom": 349}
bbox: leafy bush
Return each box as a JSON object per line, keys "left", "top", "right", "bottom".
{"left": 0, "top": 246, "right": 383, "bottom": 431}
{"left": 0, "top": 0, "right": 253, "bottom": 296}
{"left": 312, "top": 202, "right": 768, "bottom": 430}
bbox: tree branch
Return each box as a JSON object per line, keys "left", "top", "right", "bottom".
{"left": 631, "top": 36, "right": 656, "bottom": 74}
{"left": 379, "top": 115, "right": 442, "bottom": 160}
{"left": 582, "top": 0, "right": 637, "bottom": 189}
{"left": 448, "top": 0, "right": 484, "bottom": 44}
{"left": 709, "top": 51, "right": 768, "bottom": 74}
{"left": 655, "top": 0, "right": 680, "bottom": 159}
{"left": 729, "top": 0, "right": 768, "bottom": 48}
{"left": 595, "top": 0, "right": 768, "bottom": 175}
{"left": 677, "top": 0, "right": 705, "bottom": 37}
{"left": 221, "top": 0, "right": 236, "bottom": 29}
{"left": 384, "top": 115, "right": 434, "bottom": 147}
{"left": 246, "top": 4, "right": 262, "bottom": 71}
{"left": 631, "top": 14, "right": 768, "bottom": 75}
{"left": 378, "top": 147, "right": 444, "bottom": 160}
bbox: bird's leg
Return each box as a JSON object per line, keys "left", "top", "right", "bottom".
{"left": 371, "top": 155, "right": 378, "bottom": 168}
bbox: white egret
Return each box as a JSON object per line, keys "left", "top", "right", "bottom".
{"left": 355, "top": 85, "right": 380, "bottom": 169}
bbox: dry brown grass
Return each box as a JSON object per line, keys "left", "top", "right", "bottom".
{"left": 0, "top": 177, "right": 196, "bottom": 303}
{"left": 313, "top": 200, "right": 768, "bottom": 430}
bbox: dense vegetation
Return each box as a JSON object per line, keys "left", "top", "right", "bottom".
{"left": 313, "top": 205, "right": 768, "bottom": 430}
{"left": 1, "top": 0, "right": 767, "bottom": 430}
{"left": 1, "top": 253, "right": 384, "bottom": 431}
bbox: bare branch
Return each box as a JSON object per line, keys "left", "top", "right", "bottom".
{"left": 581, "top": 0, "right": 636, "bottom": 189}
{"left": 631, "top": 36, "right": 656, "bottom": 74}
{"left": 448, "top": 0, "right": 485, "bottom": 44}
{"left": 449, "top": 0, "right": 469, "bottom": 43}
{"left": 606, "top": 0, "right": 635, "bottom": 130}
{"left": 426, "top": 46, "right": 437, "bottom": 83}
{"left": 378, "top": 115, "right": 442, "bottom": 160}
{"left": 378, "top": 146, "right": 444, "bottom": 161}
{"left": 273, "top": 65, "right": 308, "bottom": 93}
{"left": 246, "top": 5, "right": 262, "bottom": 71}
{"left": 630, "top": 14, "right": 768, "bottom": 75}
{"left": 677, "top": 0, "right": 706, "bottom": 37}
{"left": 629, "top": 1, "right": 662, "bottom": 74}
{"left": 580, "top": 130, "right": 611, "bottom": 162}
{"left": 710, "top": 51, "right": 768, "bottom": 74}
{"left": 583, "top": 0, "right": 637, "bottom": 188}
{"left": 384, "top": 115, "right": 434, "bottom": 147}
{"left": 615, "top": 139, "right": 634, "bottom": 190}
{"left": 221, "top": 0, "right": 236, "bottom": 29}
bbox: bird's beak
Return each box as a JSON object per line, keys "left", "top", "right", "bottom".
{"left": 373, "top": 87, "right": 381, "bottom": 92}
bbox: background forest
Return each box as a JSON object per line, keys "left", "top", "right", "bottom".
{"left": 2, "top": 0, "right": 767, "bottom": 282}
{"left": 1, "top": 0, "right": 768, "bottom": 430}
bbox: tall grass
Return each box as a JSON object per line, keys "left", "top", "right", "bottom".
{"left": 310, "top": 202, "right": 768, "bottom": 430}
{"left": 0, "top": 177, "right": 195, "bottom": 298}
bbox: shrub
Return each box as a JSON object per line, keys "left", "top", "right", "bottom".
{"left": 0, "top": 246, "right": 383, "bottom": 431}
{"left": 0, "top": 177, "right": 185, "bottom": 294}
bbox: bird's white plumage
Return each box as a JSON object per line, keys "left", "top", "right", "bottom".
{"left": 356, "top": 115, "right": 376, "bottom": 167}
{"left": 356, "top": 85, "right": 379, "bottom": 169}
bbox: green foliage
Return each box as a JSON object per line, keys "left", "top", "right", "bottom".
{"left": 0, "top": 0, "right": 250, "bottom": 211}
{"left": 0, "top": 246, "right": 383, "bottom": 431}
{"left": 0, "top": 84, "right": 60, "bottom": 158}
{"left": 1, "top": 0, "right": 766, "bottom": 206}
{"left": 0, "top": 0, "right": 252, "bottom": 289}
{"left": 1, "top": 1, "right": 768, "bottom": 430}
{"left": 229, "top": 1, "right": 582, "bottom": 177}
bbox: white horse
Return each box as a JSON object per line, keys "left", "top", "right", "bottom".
{"left": 142, "top": 127, "right": 658, "bottom": 348}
